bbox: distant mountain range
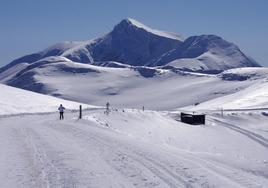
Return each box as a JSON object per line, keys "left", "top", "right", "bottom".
{"left": 0, "top": 18, "right": 264, "bottom": 109}
{"left": 0, "top": 18, "right": 260, "bottom": 75}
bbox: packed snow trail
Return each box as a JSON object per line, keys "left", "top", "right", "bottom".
{"left": 0, "top": 110, "right": 268, "bottom": 187}
{"left": 209, "top": 117, "right": 268, "bottom": 149}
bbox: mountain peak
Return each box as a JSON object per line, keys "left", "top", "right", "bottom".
{"left": 115, "top": 18, "right": 183, "bottom": 41}
{"left": 122, "top": 18, "right": 150, "bottom": 29}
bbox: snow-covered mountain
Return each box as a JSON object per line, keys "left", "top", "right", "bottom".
{"left": 0, "top": 18, "right": 183, "bottom": 72}
{"left": 89, "top": 18, "right": 183, "bottom": 66}
{"left": 153, "top": 35, "right": 260, "bottom": 73}
{"left": 0, "top": 18, "right": 265, "bottom": 110}
{"left": 0, "top": 18, "right": 260, "bottom": 75}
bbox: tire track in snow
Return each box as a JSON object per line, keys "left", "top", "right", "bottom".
{"left": 71, "top": 126, "right": 192, "bottom": 188}
{"left": 132, "top": 148, "right": 261, "bottom": 188}
{"left": 60, "top": 125, "right": 181, "bottom": 187}
{"left": 10, "top": 113, "right": 266, "bottom": 188}
{"left": 38, "top": 121, "right": 145, "bottom": 188}
{"left": 62, "top": 120, "right": 266, "bottom": 188}
{"left": 16, "top": 127, "right": 79, "bottom": 188}
{"left": 165, "top": 150, "right": 264, "bottom": 188}
{"left": 125, "top": 154, "right": 194, "bottom": 188}
{"left": 43, "top": 120, "right": 194, "bottom": 188}
{"left": 107, "top": 152, "right": 180, "bottom": 188}
{"left": 43, "top": 118, "right": 263, "bottom": 188}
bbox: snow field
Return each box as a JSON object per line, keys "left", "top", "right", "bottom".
{"left": 1, "top": 109, "right": 268, "bottom": 187}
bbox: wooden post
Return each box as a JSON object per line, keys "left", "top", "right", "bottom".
{"left": 79, "top": 105, "right": 82, "bottom": 119}
{"left": 106, "top": 102, "right": 110, "bottom": 115}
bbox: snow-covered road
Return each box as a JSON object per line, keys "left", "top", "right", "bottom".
{"left": 1, "top": 110, "right": 268, "bottom": 188}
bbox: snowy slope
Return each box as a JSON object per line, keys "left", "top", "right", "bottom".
{"left": 0, "top": 84, "right": 96, "bottom": 115}
{"left": 0, "top": 62, "right": 29, "bottom": 82}
{"left": 0, "top": 109, "right": 268, "bottom": 187}
{"left": 183, "top": 68, "right": 268, "bottom": 111}
{"left": 2, "top": 56, "right": 263, "bottom": 110}
{"left": 219, "top": 67, "right": 268, "bottom": 81}
{"left": 188, "top": 80, "right": 268, "bottom": 110}
{"left": 0, "top": 41, "right": 82, "bottom": 74}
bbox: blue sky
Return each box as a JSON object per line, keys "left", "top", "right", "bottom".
{"left": 0, "top": 0, "right": 267, "bottom": 66}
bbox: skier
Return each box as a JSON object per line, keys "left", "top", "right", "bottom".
{"left": 58, "top": 104, "right": 65, "bottom": 120}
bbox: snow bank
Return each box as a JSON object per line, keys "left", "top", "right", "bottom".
{"left": 0, "top": 84, "right": 96, "bottom": 115}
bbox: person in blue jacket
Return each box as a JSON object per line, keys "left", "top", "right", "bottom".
{"left": 58, "top": 104, "right": 65, "bottom": 120}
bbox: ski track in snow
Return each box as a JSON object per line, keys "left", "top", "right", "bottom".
{"left": 0, "top": 111, "right": 268, "bottom": 188}
{"left": 209, "top": 117, "right": 268, "bottom": 149}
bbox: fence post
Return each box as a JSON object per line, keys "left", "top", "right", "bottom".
{"left": 79, "top": 105, "right": 82, "bottom": 119}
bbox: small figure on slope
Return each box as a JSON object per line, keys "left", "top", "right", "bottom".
{"left": 58, "top": 104, "right": 65, "bottom": 120}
